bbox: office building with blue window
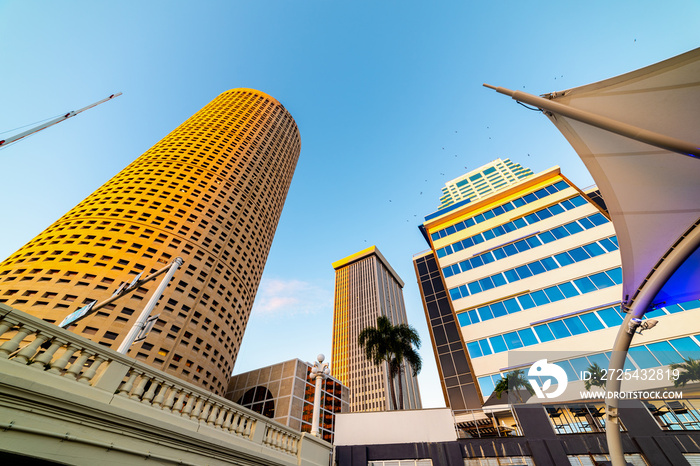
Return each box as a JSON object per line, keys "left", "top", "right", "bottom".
{"left": 415, "top": 160, "right": 700, "bottom": 413}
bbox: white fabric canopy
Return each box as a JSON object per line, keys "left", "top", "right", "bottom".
{"left": 543, "top": 48, "right": 700, "bottom": 306}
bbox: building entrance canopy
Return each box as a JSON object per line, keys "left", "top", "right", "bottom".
{"left": 486, "top": 47, "right": 700, "bottom": 312}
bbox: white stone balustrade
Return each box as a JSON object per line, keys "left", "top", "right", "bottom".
{"left": 0, "top": 303, "right": 328, "bottom": 465}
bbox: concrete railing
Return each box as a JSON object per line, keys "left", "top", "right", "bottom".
{"left": 0, "top": 303, "right": 329, "bottom": 465}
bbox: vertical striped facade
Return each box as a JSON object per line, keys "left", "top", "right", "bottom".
{"left": 331, "top": 246, "right": 421, "bottom": 412}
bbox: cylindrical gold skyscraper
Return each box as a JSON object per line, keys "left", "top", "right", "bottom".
{"left": 0, "top": 89, "right": 301, "bottom": 395}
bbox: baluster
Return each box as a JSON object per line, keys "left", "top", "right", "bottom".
{"left": 234, "top": 413, "right": 246, "bottom": 435}
{"left": 173, "top": 391, "right": 188, "bottom": 413}
{"left": 290, "top": 437, "right": 298, "bottom": 454}
{"left": 47, "top": 345, "right": 78, "bottom": 374}
{"left": 31, "top": 339, "right": 63, "bottom": 369}
{"left": 214, "top": 406, "right": 227, "bottom": 428}
{"left": 117, "top": 371, "right": 138, "bottom": 397}
{"left": 181, "top": 394, "right": 197, "bottom": 417}
{"left": 142, "top": 378, "right": 160, "bottom": 404}
{"left": 14, "top": 333, "right": 48, "bottom": 364}
{"left": 65, "top": 350, "right": 91, "bottom": 379}
{"left": 79, "top": 356, "right": 107, "bottom": 384}
{"left": 0, "top": 319, "right": 14, "bottom": 338}
{"left": 222, "top": 410, "right": 233, "bottom": 431}
{"left": 190, "top": 397, "right": 205, "bottom": 420}
{"left": 264, "top": 426, "right": 272, "bottom": 445}
{"left": 206, "top": 404, "right": 219, "bottom": 426}
{"left": 0, "top": 326, "right": 33, "bottom": 358}
{"left": 129, "top": 375, "right": 149, "bottom": 400}
{"left": 243, "top": 416, "right": 252, "bottom": 438}
{"left": 153, "top": 383, "right": 172, "bottom": 409}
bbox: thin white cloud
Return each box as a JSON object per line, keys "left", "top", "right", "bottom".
{"left": 251, "top": 277, "right": 332, "bottom": 319}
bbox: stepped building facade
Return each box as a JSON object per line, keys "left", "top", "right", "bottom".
{"left": 0, "top": 88, "right": 301, "bottom": 395}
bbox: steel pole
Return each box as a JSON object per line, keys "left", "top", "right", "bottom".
{"left": 117, "top": 257, "right": 183, "bottom": 354}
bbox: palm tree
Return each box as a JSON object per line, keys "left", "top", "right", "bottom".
{"left": 670, "top": 357, "right": 700, "bottom": 387}
{"left": 584, "top": 363, "right": 607, "bottom": 391}
{"left": 492, "top": 370, "right": 534, "bottom": 403}
{"left": 358, "top": 315, "right": 422, "bottom": 410}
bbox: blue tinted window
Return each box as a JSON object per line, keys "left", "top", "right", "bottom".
{"left": 504, "top": 269, "right": 520, "bottom": 283}
{"left": 473, "top": 235, "right": 484, "bottom": 245}
{"left": 502, "top": 244, "right": 517, "bottom": 256}
{"left": 512, "top": 218, "right": 527, "bottom": 229}
{"left": 570, "top": 195, "right": 586, "bottom": 207}
{"left": 563, "top": 316, "right": 587, "bottom": 335}
{"left": 526, "top": 236, "right": 543, "bottom": 248}
{"left": 644, "top": 308, "right": 666, "bottom": 318}
{"left": 457, "top": 312, "right": 471, "bottom": 326}
{"left": 543, "top": 286, "right": 565, "bottom": 302}
{"left": 437, "top": 248, "right": 447, "bottom": 258}
{"left": 669, "top": 337, "right": 700, "bottom": 360}
{"left": 492, "top": 273, "right": 507, "bottom": 287}
{"left": 534, "top": 324, "right": 555, "bottom": 342}
{"left": 564, "top": 221, "right": 584, "bottom": 235}
{"left": 449, "top": 288, "right": 462, "bottom": 300}
{"left": 478, "top": 376, "right": 496, "bottom": 397}
{"left": 467, "top": 282, "right": 481, "bottom": 295}
{"left": 524, "top": 213, "right": 539, "bottom": 224}
{"left": 665, "top": 304, "right": 684, "bottom": 314}
{"left": 590, "top": 272, "right": 615, "bottom": 289}
{"left": 514, "top": 240, "right": 530, "bottom": 252}
{"left": 515, "top": 265, "right": 533, "bottom": 279}
{"left": 474, "top": 213, "right": 485, "bottom": 223}
{"left": 681, "top": 300, "right": 700, "bottom": 310}
{"left": 467, "top": 341, "right": 482, "bottom": 358}
{"left": 490, "top": 301, "right": 507, "bottom": 318}
{"left": 573, "top": 276, "right": 597, "bottom": 294}
{"left": 493, "top": 248, "right": 507, "bottom": 260}
{"left": 478, "top": 306, "right": 494, "bottom": 321}
{"left": 537, "top": 208, "right": 553, "bottom": 220}
{"left": 483, "top": 229, "right": 496, "bottom": 241}
{"left": 446, "top": 225, "right": 456, "bottom": 235}
{"left": 465, "top": 218, "right": 475, "bottom": 228}
{"left": 470, "top": 255, "right": 483, "bottom": 268}
{"left": 568, "top": 247, "right": 590, "bottom": 262}
{"left": 468, "top": 309, "right": 480, "bottom": 324}
{"left": 452, "top": 242, "right": 464, "bottom": 253}
{"left": 518, "top": 328, "right": 538, "bottom": 346}
{"left": 490, "top": 335, "right": 507, "bottom": 353}
{"left": 645, "top": 341, "right": 684, "bottom": 365}
{"left": 482, "top": 253, "right": 495, "bottom": 265}
{"left": 598, "top": 238, "right": 618, "bottom": 252}
{"left": 554, "top": 252, "right": 574, "bottom": 266}
{"left": 580, "top": 312, "right": 605, "bottom": 331}
{"left": 548, "top": 203, "right": 565, "bottom": 216}
{"left": 597, "top": 307, "right": 623, "bottom": 327}
{"left": 503, "top": 331, "right": 523, "bottom": 349}
{"left": 531, "top": 290, "right": 549, "bottom": 306}
{"left": 483, "top": 210, "right": 495, "bottom": 220}
{"left": 502, "top": 203, "right": 514, "bottom": 212}
{"left": 523, "top": 193, "right": 537, "bottom": 203}
{"left": 569, "top": 357, "right": 590, "bottom": 377}
{"left": 538, "top": 231, "right": 556, "bottom": 243}
{"left": 533, "top": 188, "right": 548, "bottom": 199}
{"left": 504, "top": 298, "right": 521, "bottom": 314}
{"left": 555, "top": 361, "right": 579, "bottom": 382}
{"left": 528, "top": 261, "right": 546, "bottom": 275}
{"left": 455, "top": 222, "right": 466, "bottom": 231}
{"left": 577, "top": 216, "right": 594, "bottom": 229}
{"left": 554, "top": 180, "right": 569, "bottom": 191}
{"left": 558, "top": 282, "right": 579, "bottom": 298}
{"left": 512, "top": 198, "right": 526, "bottom": 208}
{"left": 459, "top": 260, "right": 472, "bottom": 272}
{"left": 560, "top": 199, "right": 574, "bottom": 210}
{"left": 628, "top": 346, "right": 661, "bottom": 369}
{"left": 517, "top": 294, "right": 536, "bottom": 310}
{"left": 479, "top": 277, "right": 494, "bottom": 291}
{"left": 551, "top": 226, "right": 568, "bottom": 239}
{"left": 540, "top": 257, "right": 559, "bottom": 271}
{"left": 549, "top": 320, "right": 572, "bottom": 338}
{"left": 589, "top": 213, "right": 608, "bottom": 225}
{"left": 492, "top": 226, "right": 506, "bottom": 237}
{"left": 607, "top": 267, "right": 623, "bottom": 284}
{"left": 583, "top": 242, "right": 606, "bottom": 257}
{"left": 502, "top": 222, "right": 516, "bottom": 233}
{"left": 431, "top": 232, "right": 441, "bottom": 241}
{"left": 479, "top": 339, "right": 493, "bottom": 356}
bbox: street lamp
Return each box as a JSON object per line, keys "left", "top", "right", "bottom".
{"left": 309, "top": 354, "right": 330, "bottom": 437}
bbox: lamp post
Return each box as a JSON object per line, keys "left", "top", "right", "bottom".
{"left": 309, "top": 354, "right": 330, "bottom": 437}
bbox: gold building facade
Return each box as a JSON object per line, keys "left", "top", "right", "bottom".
{"left": 0, "top": 89, "right": 301, "bottom": 395}
{"left": 331, "top": 246, "right": 422, "bottom": 412}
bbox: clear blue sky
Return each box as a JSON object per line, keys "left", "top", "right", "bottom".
{"left": 0, "top": 1, "right": 697, "bottom": 408}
